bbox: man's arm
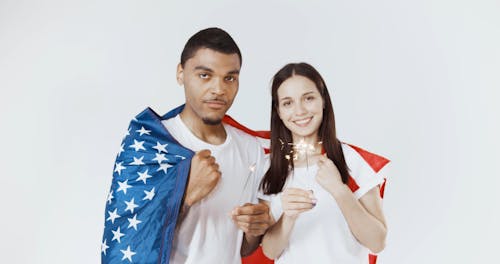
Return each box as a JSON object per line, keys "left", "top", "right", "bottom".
{"left": 176, "top": 149, "right": 220, "bottom": 226}
{"left": 241, "top": 232, "right": 262, "bottom": 257}
{"left": 176, "top": 203, "right": 191, "bottom": 227}
{"left": 231, "top": 202, "right": 272, "bottom": 257}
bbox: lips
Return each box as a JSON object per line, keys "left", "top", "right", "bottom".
{"left": 204, "top": 99, "right": 227, "bottom": 110}
{"left": 292, "top": 117, "right": 313, "bottom": 127}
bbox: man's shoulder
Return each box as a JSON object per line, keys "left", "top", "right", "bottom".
{"left": 226, "top": 124, "right": 257, "bottom": 138}
{"left": 225, "top": 125, "right": 261, "bottom": 147}
{"left": 222, "top": 115, "right": 269, "bottom": 143}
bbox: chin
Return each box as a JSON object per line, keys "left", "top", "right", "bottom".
{"left": 202, "top": 117, "right": 223, "bottom": 125}
{"left": 290, "top": 128, "right": 320, "bottom": 140}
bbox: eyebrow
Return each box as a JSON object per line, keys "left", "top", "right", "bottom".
{"left": 194, "top": 66, "right": 214, "bottom": 72}
{"left": 279, "top": 97, "right": 292, "bottom": 102}
{"left": 279, "top": 91, "right": 316, "bottom": 101}
{"left": 193, "top": 66, "right": 240, "bottom": 75}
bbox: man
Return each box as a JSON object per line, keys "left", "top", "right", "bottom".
{"left": 101, "top": 28, "right": 271, "bottom": 264}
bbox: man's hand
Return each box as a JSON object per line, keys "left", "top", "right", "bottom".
{"left": 184, "top": 149, "right": 221, "bottom": 206}
{"left": 232, "top": 202, "right": 272, "bottom": 256}
{"left": 231, "top": 202, "right": 271, "bottom": 237}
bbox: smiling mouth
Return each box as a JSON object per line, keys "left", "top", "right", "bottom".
{"left": 292, "top": 117, "right": 313, "bottom": 127}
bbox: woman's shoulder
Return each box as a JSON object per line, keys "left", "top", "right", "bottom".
{"left": 340, "top": 142, "right": 390, "bottom": 198}
{"left": 341, "top": 142, "right": 390, "bottom": 174}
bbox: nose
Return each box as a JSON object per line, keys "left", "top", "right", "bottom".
{"left": 294, "top": 101, "right": 307, "bottom": 116}
{"left": 210, "top": 78, "right": 225, "bottom": 95}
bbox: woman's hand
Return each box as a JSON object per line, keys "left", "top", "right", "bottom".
{"left": 316, "top": 155, "right": 344, "bottom": 194}
{"left": 280, "top": 188, "right": 316, "bottom": 219}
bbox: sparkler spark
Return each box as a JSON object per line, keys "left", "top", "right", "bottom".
{"left": 281, "top": 138, "right": 322, "bottom": 169}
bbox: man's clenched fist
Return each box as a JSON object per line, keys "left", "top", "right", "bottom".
{"left": 184, "top": 149, "right": 221, "bottom": 206}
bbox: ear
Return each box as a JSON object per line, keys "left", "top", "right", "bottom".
{"left": 176, "top": 63, "right": 184, "bottom": 85}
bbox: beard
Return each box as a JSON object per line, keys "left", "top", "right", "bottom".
{"left": 202, "top": 117, "right": 223, "bottom": 125}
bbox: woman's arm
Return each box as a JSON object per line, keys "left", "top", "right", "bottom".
{"left": 316, "top": 155, "right": 387, "bottom": 253}
{"left": 261, "top": 189, "right": 316, "bottom": 259}
{"left": 330, "top": 185, "right": 387, "bottom": 253}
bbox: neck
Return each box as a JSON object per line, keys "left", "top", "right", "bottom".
{"left": 179, "top": 110, "right": 227, "bottom": 145}
{"left": 292, "top": 134, "right": 320, "bottom": 147}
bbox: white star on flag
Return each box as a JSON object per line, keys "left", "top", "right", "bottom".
{"left": 136, "top": 169, "right": 152, "bottom": 184}
{"left": 152, "top": 153, "right": 168, "bottom": 164}
{"left": 143, "top": 187, "right": 155, "bottom": 201}
{"left": 129, "top": 156, "right": 145, "bottom": 165}
{"left": 121, "top": 245, "right": 136, "bottom": 262}
{"left": 106, "top": 191, "right": 114, "bottom": 205}
{"left": 127, "top": 214, "right": 142, "bottom": 230}
{"left": 101, "top": 239, "right": 109, "bottom": 255}
{"left": 118, "top": 143, "right": 124, "bottom": 157}
{"left": 106, "top": 208, "right": 120, "bottom": 224}
{"left": 136, "top": 126, "right": 151, "bottom": 136}
{"left": 125, "top": 198, "right": 139, "bottom": 214}
{"left": 117, "top": 180, "right": 132, "bottom": 194}
{"left": 152, "top": 142, "right": 168, "bottom": 153}
{"left": 157, "top": 163, "right": 173, "bottom": 174}
{"left": 129, "top": 140, "right": 146, "bottom": 152}
{"left": 114, "top": 162, "right": 126, "bottom": 175}
{"left": 112, "top": 226, "right": 125, "bottom": 243}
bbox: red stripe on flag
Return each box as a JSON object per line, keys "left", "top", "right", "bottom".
{"left": 223, "top": 115, "right": 270, "bottom": 139}
{"left": 379, "top": 178, "right": 387, "bottom": 198}
{"left": 347, "top": 144, "right": 390, "bottom": 173}
{"left": 348, "top": 176, "right": 360, "bottom": 192}
{"left": 242, "top": 246, "right": 274, "bottom": 264}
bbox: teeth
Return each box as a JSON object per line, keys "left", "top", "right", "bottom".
{"left": 294, "top": 117, "right": 312, "bottom": 125}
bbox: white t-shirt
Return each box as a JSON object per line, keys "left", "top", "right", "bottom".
{"left": 259, "top": 143, "right": 386, "bottom": 264}
{"left": 163, "top": 115, "right": 267, "bottom": 264}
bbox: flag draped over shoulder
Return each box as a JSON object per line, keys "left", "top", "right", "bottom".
{"left": 102, "top": 105, "right": 194, "bottom": 264}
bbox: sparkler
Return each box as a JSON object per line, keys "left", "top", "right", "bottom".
{"left": 237, "top": 163, "right": 257, "bottom": 204}
{"left": 281, "top": 138, "right": 322, "bottom": 170}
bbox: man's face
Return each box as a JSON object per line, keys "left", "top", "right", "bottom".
{"left": 177, "top": 48, "right": 240, "bottom": 125}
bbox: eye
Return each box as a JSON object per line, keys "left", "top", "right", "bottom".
{"left": 305, "top": 96, "right": 315, "bottom": 101}
{"left": 281, "top": 101, "right": 292, "bottom": 107}
{"left": 225, "top": 76, "right": 236, "bottom": 82}
{"left": 199, "top": 73, "right": 210, "bottom": 79}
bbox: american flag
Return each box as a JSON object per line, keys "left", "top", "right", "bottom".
{"left": 102, "top": 106, "right": 194, "bottom": 264}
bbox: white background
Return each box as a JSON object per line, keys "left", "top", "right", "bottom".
{"left": 1, "top": 0, "right": 499, "bottom": 263}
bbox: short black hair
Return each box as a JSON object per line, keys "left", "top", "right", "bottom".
{"left": 180, "top": 27, "right": 242, "bottom": 67}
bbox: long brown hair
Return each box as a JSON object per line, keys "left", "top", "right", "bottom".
{"left": 261, "top": 63, "right": 349, "bottom": 195}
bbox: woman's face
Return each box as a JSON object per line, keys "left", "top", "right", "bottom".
{"left": 277, "top": 75, "right": 324, "bottom": 143}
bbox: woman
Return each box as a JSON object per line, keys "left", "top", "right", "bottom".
{"left": 259, "top": 63, "right": 388, "bottom": 263}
